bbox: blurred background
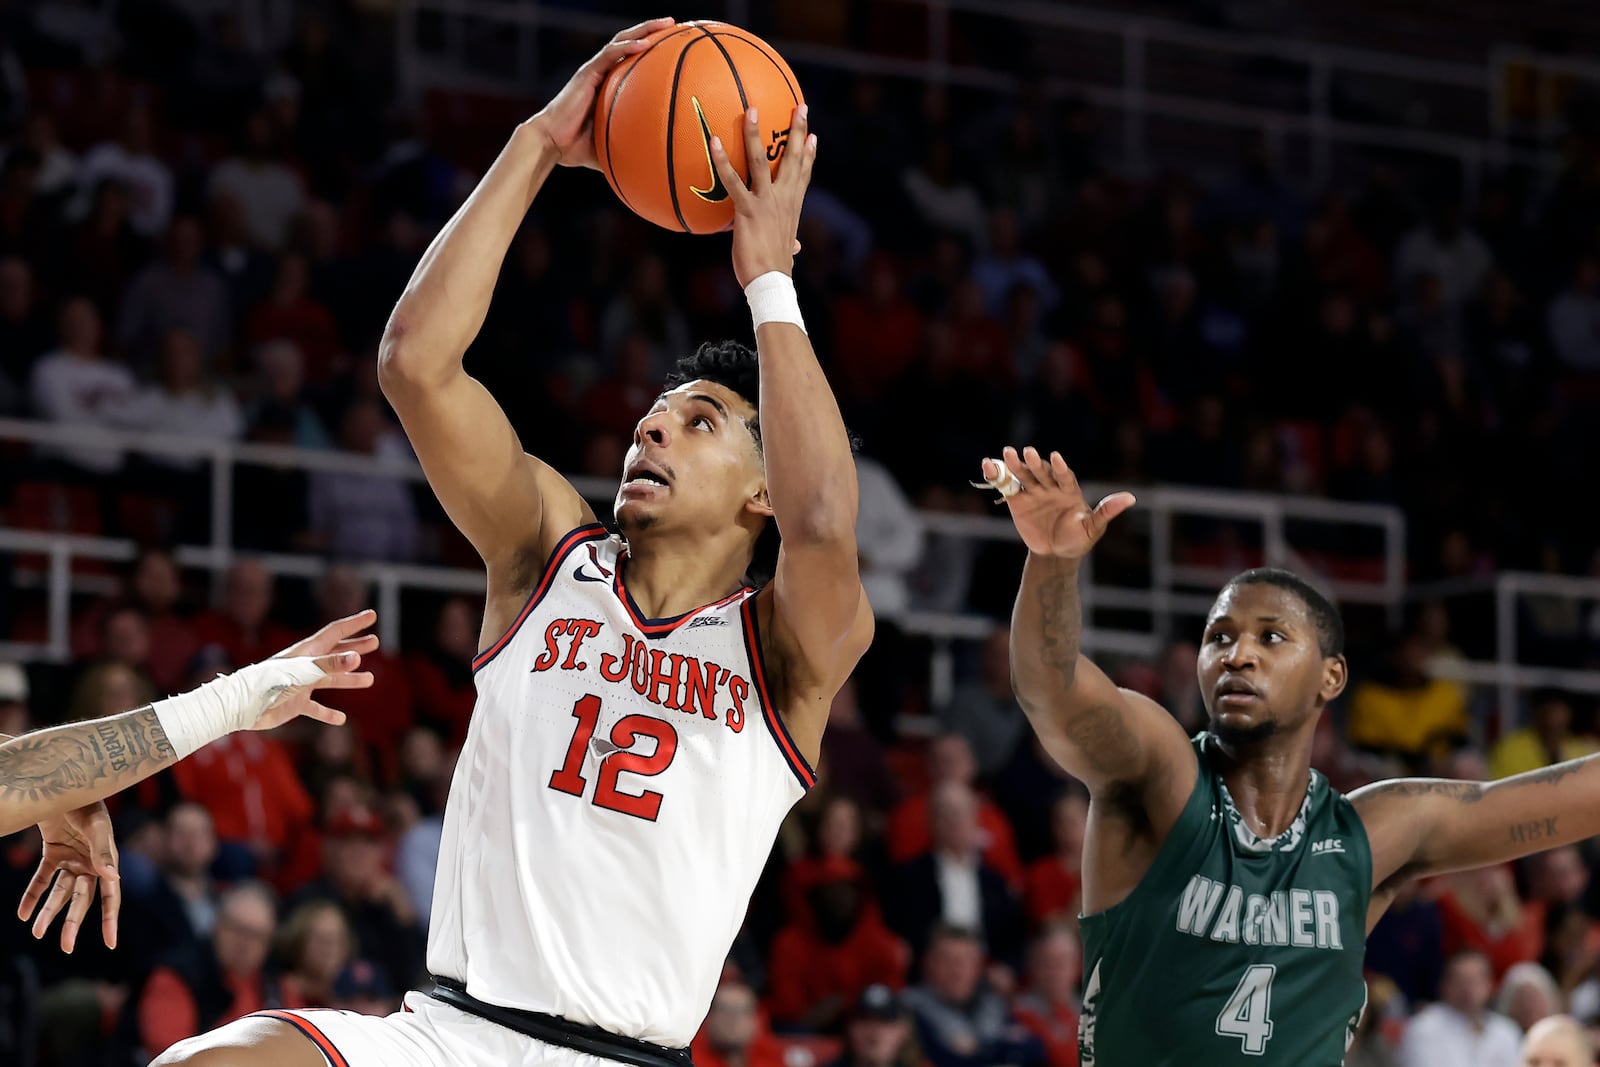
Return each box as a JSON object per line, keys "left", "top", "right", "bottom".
{"left": 2, "top": 0, "right": 1600, "bottom": 1065}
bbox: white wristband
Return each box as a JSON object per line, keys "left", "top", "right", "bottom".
{"left": 745, "top": 271, "right": 807, "bottom": 335}
{"left": 153, "top": 657, "right": 329, "bottom": 758}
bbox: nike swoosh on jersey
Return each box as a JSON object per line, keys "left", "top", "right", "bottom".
{"left": 689, "top": 96, "right": 730, "bottom": 203}
{"left": 574, "top": 565, "right": 609, "bottom": 583}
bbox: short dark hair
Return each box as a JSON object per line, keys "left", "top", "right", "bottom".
{"left": 1222, "top": 567, "right": 1345, "bottom": 657}
{"left": 664, "top": 340, "right": 763, "bottom": 449}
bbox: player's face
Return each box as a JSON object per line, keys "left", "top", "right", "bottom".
{"left": 615, "top": 380, "right": 766, "bottom": 537}
{"left": 1197, "top": 584, "right": 1345, "bottom": 744}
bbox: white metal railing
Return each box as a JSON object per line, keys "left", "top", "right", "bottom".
{"left": 0, "top": 416, "right": 1408, "bottom": 706}
{"left": 1414, "top": 572, "right": 1600, "bottom": 738}
{"left": 395, "top": 0, "right": 1555, "bottom": 198}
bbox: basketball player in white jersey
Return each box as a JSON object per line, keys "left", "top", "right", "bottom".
{"left": 153, "top": 16, "right": 870, "bottom": 1067}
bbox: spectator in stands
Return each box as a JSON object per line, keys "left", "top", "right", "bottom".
{"left": 331, "top": 957, "right": 398, "bottom": 1016}
{"left": 886, "top": 735, "right": 1022, "bottom": 887}
{"left": 193, "top": 559, "right": 297, "bottom": 667}
{"left": 1393, "top": 197, "right": 1492, "bottom": 318}
{"left": 828, "top": 984, "right": 920, "bottom": 1067}
{"left": 767, "top": 865, "right": 908, "bottom": 1033}
{"left": 901, "top": 138, "right": 987, "bottom": 254}
{"left": 135, "top": 882, "right": 279, "bottom": 1058}
{"left": 972, "top": 209, "right": 1057, "bottom": 320}
{"left": 0, "top": 662, "right": 29, "bottom": 737}
{"left": 901, "top": 924, "right": 1042, "bottom": 1067}
{"left": 1498, "top": 961, "right": 1563, "bottom": 1034}
{"left": 1436, "top": 862, "right": 1542, "bottom": 982}
{"left": 306, "top": 397, "right": 419, "bottom": 563}
{"left": 890, "top": 782, "right": 1023, "bottom": 970}
{"left": 1011, "top": 925, "right": 1080, "bottom": 1067}
{"left": 122, "top": 802, "right": 222, "bottom": 972}
{"left": 68, "top": 175, "right": 148, "bottom": 313}
{"left": 1491, "top": 691, "right": 1599, "bottom": 780}
{"left": 581, "top": 331, "right": 664, "bottom": 439}
{"left": 209, "top": 109, "right": 306, "bottom": 252}
{"left": 73, "top": 101, "right": 172, "bottom": 239}
{"left": 936, "top": 627, "right": 1027, "bottom": 781}
{"left": 1520, "top": 1014, "right": 1593, "bottom": 1066}
{"left": 1397, "top": 950, "right": 1522, "bottom": 1067}
{"left": 72, "top": 546, "right": 198, "bottom": 692}
{"left": 1023, "top": 792, "right": 1086, "bottom": 933}
{"left": 1366, "top": 877, "right": 1445, "bottom": 1008}
{"left": 597, "top": 253, "right": 689, "bottom": 379}
{"left": 204, "top": 188, "right": 275, "bottom": 316}
{"left": 117, "top": 215, "right": 232, "bottom": 368}
{"left": 170, "top": 646, "right": 316, "bottom": 880}
{"left": 288, "top": 805, "right": 425, "bottom": 991}
{"left": 247, "top": 251, "right": 343, "bottom": 377}
{"left": 275, "top": 900, "right": 354, "bottom": 1009}
{"left": 0, "top": 253, "right": 49, "bottom": 394}
{"left": 1547, "top": 256, "right": 1600, "bottom": 375}
{"left": 387, "top": 760, "right": 446, "bottom": 926}
{"left": 817, "top": 678, "right": 899, "bottom": 817}
{"left": 30, "top": 294, "right": 137, "bottom": 475}
{"left": 853, "top": 452, "right": 924, "bottom": 720}
{"left": 67, "top": 658, "right": 154, "bottom": 723}
{"left": 692, "top": 981, "right": 786, "bottom": 1067}
{"left": 249, "top": 337, "right": 331, "bottom": 448}
{"left": 408, "top": 596, "right": 477, "bottom": 746}
{"left": 1346, "top": 629, "right": 1471, "bottom": 769}
{"left": 830, "top": 253, "right": 924, "bottom": 411}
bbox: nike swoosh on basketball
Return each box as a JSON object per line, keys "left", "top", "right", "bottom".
{"left": 689, "top": 96, "right": 730, "bottom": 203}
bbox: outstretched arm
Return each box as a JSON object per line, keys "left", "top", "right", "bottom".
{"left": 710, "top": 108, "right": 872, "bottom": 763}
{"left": 995, "top": 448, "right": 1195, "bottom": 803}
{"left": 1355, "top": 756, "right": 1600, "bottom": 890}
{"left": 378, "top": 20, "right": 672, "bottom": 591}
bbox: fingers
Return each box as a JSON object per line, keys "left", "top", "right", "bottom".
{"left": 338, "top": 633, "right": 381, "bottom": 655}
{"left": 707, "top": 135, "right": 752, "bottom": 208}
{"left": 741, "top": 107, "right": 769, "bottom": 191}
{"left": 613, "top": 16, "right": 674, "bottom": 43}
{"left": 60, "top": 874, "right": 94, "bottom": 954}
{"left": 299, "top": 702, "right": 349, "bottom": 728}
{"left": 315, "top": 669, "right": 375, "bottom": 691}
{"left": 33, "top": 870, "right": 71, "bottom": 941}
{"left": 1021, "top": 446, "right": 1060, "bottom": 491}
{"left": 311, "top": 649, "right": 362, "bottom": 676}
{"left": 17, "top": 860, "right": 54, "bottom": 921}
{"left": 590, "top": 17, "right": 673, "bottom": 68}
{"left": 101, "top": 871, "right": 120, "bottom": 949}
{"left": 1001, "top": 446, "right": 1043, "bottom": 492}
{"left": 1094, "top": 491, "right": 1139, "bottom": 527}
{"left": 327, "top": 608, "right": 377, "bottom": 641}
{"left": 777, "top": 105, "right": 815, "bottom": 188}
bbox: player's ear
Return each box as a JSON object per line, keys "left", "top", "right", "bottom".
{"left": 1320, "top": 654, "right": 1348, "bottom": 704}
{"left": 746, "top": 484, "right": 774, "bottom": 520}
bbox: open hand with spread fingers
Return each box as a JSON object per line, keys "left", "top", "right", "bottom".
{"left": 251, "top": 608, "right": 381, "bottom": 732}
{"left": 707, "top": 104, "right": 816, "bottom": 287}
{"left": 980, "top": 446, "right": 1137, "bottom": 559}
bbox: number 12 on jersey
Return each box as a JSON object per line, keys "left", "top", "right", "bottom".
{"left": 1216, "top": 964, "right": 1276, "bottom": 1055}
{"left": 549, "top": 695, "right": 679, "bottom": 821}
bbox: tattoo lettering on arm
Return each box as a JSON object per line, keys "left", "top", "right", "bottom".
{"left": 1510, "top": 817, "right": 1559, "bottom": 844}
{"left": 0, "top": 709, "right": 176, "bottom": 806}
{"left": 1367, "top": 779, "right": 1485, "bottom": 803}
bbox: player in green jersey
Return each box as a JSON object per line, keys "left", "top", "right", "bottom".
{"left": 980, "top": 446, "right": 1600, "bottom": 1067}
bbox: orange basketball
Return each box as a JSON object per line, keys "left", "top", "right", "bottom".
{"left": 593, "top": 21, "right": 804, "bottom": 235}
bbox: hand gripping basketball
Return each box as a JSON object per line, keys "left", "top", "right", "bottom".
{"left": 708, "top": 104, "right": 816, "bottom": 287}
{"left": 533, "top": 17, "right": 676, "bottom": 170}
{"left": 980, "top": 446, "right": 1137, "bottom": 560}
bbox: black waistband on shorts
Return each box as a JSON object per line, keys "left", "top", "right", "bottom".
{"left": 424, "top": 976, "right": 694, "bottom": 1067}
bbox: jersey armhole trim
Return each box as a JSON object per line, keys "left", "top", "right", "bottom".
{"left": 250, "top": 1010, "right": 351, "bottom": 1067}
{"left": 1079, "top": 740, "right": 1208, "bottom": 925}
{"left": 739, "top": 595, "right": 817, "bottom": 790}
{"left": 473, "top": 523, "right": 610, "bottom": 673}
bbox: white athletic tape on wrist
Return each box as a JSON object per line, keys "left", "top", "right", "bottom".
{"left": 745, "top": 271, "right": 807, "bottom": 335}
{"left": 153, "top": 657, "right": 328, "bottom": 758}
{"left": 970, "top": 459, "right": 1025, "bottom": 500}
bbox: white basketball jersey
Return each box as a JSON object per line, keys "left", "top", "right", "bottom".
{"left": 427, "top": 524, "right": 812, "bottom": 1048}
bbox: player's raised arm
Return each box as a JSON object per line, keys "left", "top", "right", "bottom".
{"left": 707, "top": 107, "right": 871, "bottom": 760}
{"left": 378, "top": 19, "right": 673, "bottom": 581}
{"left": 993, "top": 448, "right": 1195, "bottom": 801}
{"left": 1354, "top": 753, "right": 1600, "bottom": 897}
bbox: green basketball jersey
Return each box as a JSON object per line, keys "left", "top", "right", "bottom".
{"left": 1078, "top": 733, "right": 1372, "bottom": 1066}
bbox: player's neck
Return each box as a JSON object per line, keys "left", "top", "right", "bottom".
{"left": 1210, "top": 732, "right": 1316, "bottom": 840}
{"left": 622, "top": 532, "right": 752, "bottom": 618}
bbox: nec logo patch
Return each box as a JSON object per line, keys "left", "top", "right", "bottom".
{"left": 1310, "top": 838, "right": 1345, "bottom": 856}
{"left": 686, "top": 616, "right": 727, "bottom": 630}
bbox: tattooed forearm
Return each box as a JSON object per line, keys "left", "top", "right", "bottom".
{"left": 1013, "top": 553, "right": 1084, "bottom": 702}
{"left": 1364, "top": 779, "right": 1486, "bottom": 803}
{"left": 0, "top": 709, "right": 177, "bottom": 832}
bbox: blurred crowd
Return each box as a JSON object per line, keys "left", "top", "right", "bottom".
{"left": 4, "top": 2, "right": 1600, "bottom": 1066}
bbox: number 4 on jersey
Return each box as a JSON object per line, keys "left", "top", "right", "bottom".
{"left": 1216, "top": 964, "right": 1276, "bottom": 1055}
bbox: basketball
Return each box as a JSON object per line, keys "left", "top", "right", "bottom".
{"left": 593, "top": 21, "right": 804, "bottom": 234}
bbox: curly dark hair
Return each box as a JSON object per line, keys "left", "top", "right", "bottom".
{"left": 664, "top": 340, "right": 763, "bottom": 449}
